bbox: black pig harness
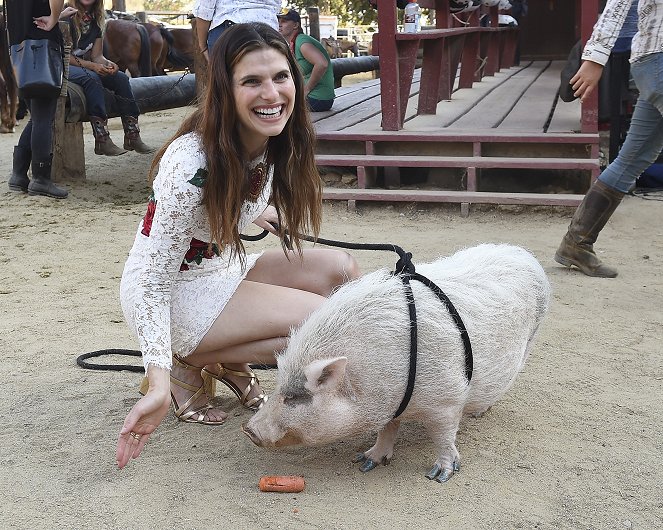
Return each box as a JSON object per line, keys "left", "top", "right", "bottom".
{"left": 293, "top": 234, "right": 474, "bottom": 419}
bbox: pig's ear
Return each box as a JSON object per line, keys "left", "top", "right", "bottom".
{"left": 303, "top": 357, "right": 348, "bottom": 393}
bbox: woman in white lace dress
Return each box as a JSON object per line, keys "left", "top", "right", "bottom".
{"left": 116, "top": 23, "right": 360, "bottom": 468}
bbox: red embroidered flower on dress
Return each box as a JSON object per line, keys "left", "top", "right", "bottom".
{"left": 141, "top": 194, "right": 156, "bottom": 236}
{"left": 180, "top": 238, "right": 220, "bottom": 271}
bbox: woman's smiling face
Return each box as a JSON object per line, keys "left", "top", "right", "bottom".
{"left": 232, "top": 47, "right": 296, "bottom": 156}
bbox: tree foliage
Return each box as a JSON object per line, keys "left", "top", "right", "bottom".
{"left": 292, "top": 0, "right": 378, "bottom": 25}
{"left": 143, "top": 0, "right": 188, "bottom": 11}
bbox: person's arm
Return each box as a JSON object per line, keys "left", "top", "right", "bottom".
{"left": 33, "top": 0, "right": 65, "bottom": 30}
{"left": 192, "top": 0, "right": 217, "bottom": 59}
{"left": 572, "top": 0, "right": 632, "bottom": 102}
{"left": 70, "top": 38, "right": 114, "bottom": 76}
{"left": 90, "top": 37, "right": 119, "bottom": 73}
{"left": 195, "top": 17, "right": 212, "bottom": 60}
{"left": 116, "top": 136, "right": 208, "bottom": 468}
{"left": 299, "top": 42, "right": 330, "bottom": 96}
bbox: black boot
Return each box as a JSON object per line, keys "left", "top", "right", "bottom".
{"left": 554, "top": 180, "right": 625, "bottom": 278}
{"left": 27, "top": 157, "right": 68, "bottom": 199}
{"left": 90, "top": 116, "right": 127, "bottom": 156}
{"left": 8, "top": 145, "right": 32, "bottom": 193}
{"left": 122, "top": 116, "right": 154, "bottom": 154}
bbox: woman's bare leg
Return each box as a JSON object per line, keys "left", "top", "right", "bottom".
{"left": 246, "top": 248, "right": 361, "bottom": 294}
{"left": 171, "top": 279, "right": 326, "bottom": 417}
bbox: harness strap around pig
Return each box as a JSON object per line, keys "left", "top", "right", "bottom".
{"left": 391, "top": 250, "right": 473, "bottom": 418}
{"left": 274, "top": 230, "right": 474, "bottom": 419}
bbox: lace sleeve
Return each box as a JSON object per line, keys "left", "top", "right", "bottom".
{"left": 134, "top": 134, "right": 207, "bottom": 372}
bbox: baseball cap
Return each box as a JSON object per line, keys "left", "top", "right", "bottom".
{"left": 277, "top": 8, "right": 301, "bottom": 24}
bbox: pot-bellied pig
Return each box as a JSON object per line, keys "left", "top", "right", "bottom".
{"left": 243, "top": 243, "right": 551, "bottom": 483}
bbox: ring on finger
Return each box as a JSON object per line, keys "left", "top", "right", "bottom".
{"left": 130, "top": 431, "right": 141, "bottom": 440}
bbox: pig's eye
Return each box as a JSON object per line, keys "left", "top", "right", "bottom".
{"left": 283, "top": 392, "right": 313, "bottom": 406}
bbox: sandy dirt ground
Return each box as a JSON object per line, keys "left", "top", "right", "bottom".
{"left": 0, "top": 105, "right": 661, "bottom": 530}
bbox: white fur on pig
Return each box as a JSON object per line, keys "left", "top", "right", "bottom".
{"left": 244, "top": 244, "right": 551, "bottom": 482}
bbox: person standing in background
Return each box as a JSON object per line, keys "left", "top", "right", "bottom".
{"left": 6, "top": 0, "right": 68, "bottom": 198}
{"left": 554, "top": 0, "right": 663, "bottom": 278}
{"left": 278, "top": 8, "right": 335, "bottom": 112}
{"left": 192, "top": 0, "right": 280, "bottom": 61}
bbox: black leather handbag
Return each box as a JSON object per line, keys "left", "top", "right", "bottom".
{"left": 10, "top": 38, "right": 64, "bottom": 98}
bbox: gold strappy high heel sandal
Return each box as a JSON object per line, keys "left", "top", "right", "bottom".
{"left": 201, "top": 364, "right": 268, "bottom": 411}
{"left": 169, "top": 355, "right": 225, "bottom": 425}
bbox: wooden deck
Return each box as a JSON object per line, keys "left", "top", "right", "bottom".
{"left": 313, "top": 60, "right": 599, "bottom": 211}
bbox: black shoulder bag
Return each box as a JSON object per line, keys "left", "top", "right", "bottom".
{"left": 3, "top": 0, "right": 63, "bottom": 98}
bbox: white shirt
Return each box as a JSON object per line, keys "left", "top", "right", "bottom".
{"left": 583, "top": 0, "right": 663, "bottom": 65}
{"left": 192, "top": 0, "right": 280, "bottom": 31}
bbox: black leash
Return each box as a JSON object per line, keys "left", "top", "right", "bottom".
{"left": 76, "top": 229, "right": 474, "bottom": 419}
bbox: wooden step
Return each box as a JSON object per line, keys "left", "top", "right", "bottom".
{"left": 316, "top": 130, "right": 599, "bottom": 144}
{"left": 322, "top": 187, "right": 584, "bottom": 207}
{"left": 316, "top": 154, "right": 599, "bottom": 170}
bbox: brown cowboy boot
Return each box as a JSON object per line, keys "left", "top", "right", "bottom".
{"left": 554, "top": 180, "right": 625, "bottom": 278}
{"left": 90, "top": 116, "right": 127, "bottom": 156}
{"left": 122, "top": 116, "right": 154, "bottom": 154}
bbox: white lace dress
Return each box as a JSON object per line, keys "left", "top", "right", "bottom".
{"left": 119, "top": 132, "right": 272, "bottom": 372}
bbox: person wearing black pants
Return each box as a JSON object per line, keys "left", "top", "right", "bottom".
{"left": 6, "top": 0, "right": 68, "bottom": 198}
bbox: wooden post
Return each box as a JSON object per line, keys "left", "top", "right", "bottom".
{"left": 112, "top": 0, "right": 126, "bottom": 11}
{"left": 136, "top": 12, "right": 147, "bottom": 23}
{"left": 580, "top": 0, "right": 598, "bottom": 134}
{"left": 307, "top": 7, "right": 320, "bottom": 40}
{"left": 52, "top": 21, "right": 86, "bottom": 182}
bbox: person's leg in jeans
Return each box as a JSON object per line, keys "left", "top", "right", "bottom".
{"left": 101, "top": 71, "right": 153, "bottom": 153}
{"left": 69, "top": 64, "right": 126, "bottom": 156}
{"left": 306, "top": 96, "right": 334, "bottom": 112}
{"left": 207, "top": 21, "right": 232, "bottom": 55}
{"left": 555, "top": 53, "right": 663, "bottom": 277}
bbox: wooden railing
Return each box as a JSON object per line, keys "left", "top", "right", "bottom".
{"left": 373, "top": 0, "right": 518, "bottom": 130}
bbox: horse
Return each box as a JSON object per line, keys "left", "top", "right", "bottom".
{"left": 321, "top": 36, "right": 342, "bottom": 59}
{"left": 161, "top": 26, "right": 195, "bottom": 73}
{"left": 0, "top": 17, "right": 18, "bottom": 133}
{"left": 141, "top": 22, "right": 168, "bottom": 75}
{"left": 103, "top": 19, "right": 152, "bottom": 77}
{"left": 322, "top": 36, "right": 359, "bottom": 59}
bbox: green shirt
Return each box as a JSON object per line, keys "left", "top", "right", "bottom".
{"left": 294, "top": 33, "right": 335, "bottom": 101}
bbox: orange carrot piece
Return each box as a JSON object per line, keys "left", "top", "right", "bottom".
{"left": 258, "top": 476, "right": 305, "bottom": 493}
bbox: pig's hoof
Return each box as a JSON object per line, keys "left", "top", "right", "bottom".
{"left": 353, "top": 453, "right": 378, "bottom": 472}
{"left": 352, "top": 453, "right": 366, "bottom": 464}
{"left": 360, "top": 458, "right": 378, "bottom": 472}
{"left": 425, "top": 459, "right": 460, "bottom": 483}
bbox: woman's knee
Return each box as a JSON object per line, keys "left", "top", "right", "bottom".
{"left": 323, "top": 250, "right": 360, "bottom": 294}
{"left": 336, "top": 250, "right": 361, "bottom": 282}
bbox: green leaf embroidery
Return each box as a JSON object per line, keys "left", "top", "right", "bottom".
{"left": 188, "top": 168, "right": 208, "bottom": 188}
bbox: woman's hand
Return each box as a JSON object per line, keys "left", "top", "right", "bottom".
{"left": 92, "top": 62, "right": 114, "bottom": 76}
{"left": 253, "top": 205, "right": 280, "bottom": 234}
{"left": 570, "top": 60, "right": 604, "bottom": 102}
{"left": 33, "top": 14, "right": 60, "bottom": 31}
{"left": 59, "top": 6, "right": 78, "bottom": 19}
{"left": 106, "top": 61, "right": 120, "bottom": 74}
{"left": 115, "top": 366, "right": 171, "bottom": 469}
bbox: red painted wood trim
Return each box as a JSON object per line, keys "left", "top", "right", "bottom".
{"left": 316, "top": 131, "right": 600, "bottom": 143}
{"left": 322, "top": 188, "right": 584, "bottom": 207}
{"left": 581, "top": 0, "right": 599, "bottom": 134}
{"left": 315, "top": 155, "right": 600, "bottom": 170}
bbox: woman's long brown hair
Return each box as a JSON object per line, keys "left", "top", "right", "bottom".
{"left": 149, "top": 23, "right": 322, "bottom": 262}
{"left": 66, "top": 0, "right": 106, "bottom": 42}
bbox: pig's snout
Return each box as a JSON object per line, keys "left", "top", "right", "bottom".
{"left": 241, "top": 423, "right": 263, "bottom": 447}
{"left": 242, "top": 421, "right": 303, "bottom": 448}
